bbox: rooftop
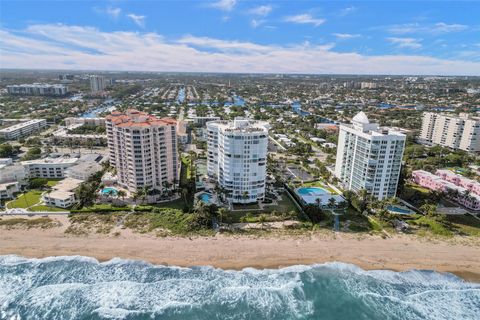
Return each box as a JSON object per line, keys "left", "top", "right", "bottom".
{"left": 208, "top": 118, "right": 270, "bottom": 133}
{"left": 0, "top": 119, "right": 46, "bottom": 133}
{"left": 22, "top": 157, "right": 78, "bottom": 166}
{"left": 106, "top": 109, "right": 176, "bottom": 128}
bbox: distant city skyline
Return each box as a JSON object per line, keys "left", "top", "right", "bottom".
{"left": 1, "top": 0, "right": 480, "bottom": 75}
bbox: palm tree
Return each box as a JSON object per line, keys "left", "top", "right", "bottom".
{"left": 420, "top": 203, "right": 437, "bottom": 216}
{"left": 117, "top": 190, "right": 127, "bottom": 202}
{"left": 358, "top": 189, "right": 368, "bottom": 202}
{"left": 132, "top": 192, "right": 139, "bottom": 205}
{"left": 242, "top": 191, "right": 249, "bottom": 207}
{"left": 141, "top": 185, "right": 151, "bottom": 204}
{"left": 179, "top": 187, "right": 188, "bottom": 206}
{"left": 315, "top": 198, "right": 321, "bottom": 208}
{"left": 389, "top": 197, "right": 400, "bottom": 206}
{"left": 258, "top": 214, "right": 268, "bottom": 229}
{"left": 328, "top": 197, "right": 336, "bottom": 209}
{"left": 218, "top": 207, "right": 228, "bottom": 224}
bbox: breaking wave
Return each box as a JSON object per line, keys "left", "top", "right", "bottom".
{"left": 0, "top": 255, "right": 478, "bottom": 319}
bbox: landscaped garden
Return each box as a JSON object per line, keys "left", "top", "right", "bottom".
{"left": 6, "top": 190, "right": 43, "bottom": 209}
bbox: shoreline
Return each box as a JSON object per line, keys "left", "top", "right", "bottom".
{"left": 1, "top": 215, "right": 480, "bottom": 282}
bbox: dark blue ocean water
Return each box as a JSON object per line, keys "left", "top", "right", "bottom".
{"left": 0, "top": 255, "right": 479, "bottom": 320}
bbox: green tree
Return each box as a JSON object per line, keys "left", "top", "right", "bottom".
{"left": 0, "top": 144, "right": 14, "bottom": 158}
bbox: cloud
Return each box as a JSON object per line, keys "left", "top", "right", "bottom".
{"left": 93, "top": 6, "right": 122, "bottom": 19}
{"left": 433, "top": 22, "right": 468, "bottom": 33}
{"left": 333, "top": 33, "right": 361, "bottom": 39}
{"left": 284, "top": 14, "right": 326, "bottom": 27}
{"left": 209, "top": 0, "right": 236, "bottom": 12}
{"left": 387, "top": 37, "right": 422, "bottom": 49}
{"left": 388, "top": 22, "right": 468, "bottom": 34}
{"left": 106, "top": 7, "right": 122, "bottom": 19}
{"left": 339, "top": 6, "right": 356, "bottom": 16}
{"left": 250, "top": 19, "right": 266, "bottom": 28}
{"left": 248, "top": 5, "right": 272, "bottom": 17}
{"left": 177, "top": 35, "right": 272, "bottom": 53}
{"left": 127, "top": 13, "right": 146, "bottom": 28}
{"left": 1, "top": 24, "right": 479, "bottom": 75}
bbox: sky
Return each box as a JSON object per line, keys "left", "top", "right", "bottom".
{"left": 1, "top": 0, "right": 480, "bottom": 75}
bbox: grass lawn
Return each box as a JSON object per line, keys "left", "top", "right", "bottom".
{"left": 232, "top": 203, "right": 261, "bottom": 211}
{"left": 226, "top": 192, "right": 301, "bottom": 223}
{"left": 73, "top": 204, "right": 131, "bottom": 213}
{"left": 28, "top": 205, "right": 68, "bottom": 212}
{"left": 7, "top": 190, "right": 43, "bottom": 209}
{"left": 339, "top": 208, "right": 373, "bottom": 232}
{"left": 447, "top": 214, "right": 480, "bottom": 236}
{"left": 262, "top": 192, "right": 300, "bottom": 213}
{"left": 154, "top": 197, "right": 193, "bottom": 210}
{"left": 408, "top": 183, "right": 431, "bottom": 194}
{"left": 410, "top": 215, "right": 453, "bottom": 237}
{"left": 47, "top": 179, "right": 62, "bottom": 187}
{"left": 181, "top": 155, "right": 192, "bottom": 179}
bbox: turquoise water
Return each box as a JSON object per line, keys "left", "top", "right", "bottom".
{"left": 297, "top": 187, "right": 329, "bottom": 196}
{"left": 0, "top": 256, "right": 478, "bottom": 319}
{"left": 387, "top": 205, "right": 414, "bottom": 215}
{"left": 198, "top": 192, "right": 212, "bottom": 204}
{"left": 101, "top": 187, "right": 118, "bottom": 196}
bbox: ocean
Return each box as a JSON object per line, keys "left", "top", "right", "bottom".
{"left": 0, "top": 255, "right": 479, "bottom": 320}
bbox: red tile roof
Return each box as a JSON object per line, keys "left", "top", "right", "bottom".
{"left": 106, "top": 109, "right": 177, "bottom": 127}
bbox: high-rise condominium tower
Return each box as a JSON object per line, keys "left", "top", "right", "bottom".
{"left": 334, "top": 112, "right": 406, "bottom": 200}
{"left": 90, "top": 75, "right": 109, "bottom": 92}
{"left": 419, "top": 112, "right": 480, "bottom": 153}
{"left": 106, "top": 110, "right": 178, "bottom": 192}
{"left": 207, "top": 118, "right": 269, "bottom": 204}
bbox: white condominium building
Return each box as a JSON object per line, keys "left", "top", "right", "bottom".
{"left": 419, "top": 112, "right": 480, "bottom": 153}
{"left": 90, "top": 75, "right": 110, "bottom": 92}
{"left": 335, "top": 112, "right": 406, "bottom": 200}
{"left": 0, "top": 119, "right": 47, "bottom": 140}
{"left": 106, "top": 109, "right": 178, "bottom": 192}
{"left": 21, "top": 157, "right": 78, "bottom": 179}
{"left": 7, "top": 83, "right": 68, "bottom": 96}
{"left": 64, "top": 117, "right": 106, "bottom": 126}
{"left": 207, "top": 118, "right": 269, "bottom": 204}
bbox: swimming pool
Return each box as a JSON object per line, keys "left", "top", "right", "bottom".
{"left": 387, "top": 205, "right": 414, "bottom": 215}
{"left": 198, "top": 192, "right": 213, "bottom": 204}
{"left": 101, "top": 187, "right": 118, "bottom": 197}
{"left": 296, "top": 187, "right": 329, "bottom": 196}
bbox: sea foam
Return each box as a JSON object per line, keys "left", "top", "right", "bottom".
{"left": 0, "top": 255, "right": 478, "bottom": 320}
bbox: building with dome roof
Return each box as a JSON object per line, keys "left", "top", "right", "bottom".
{"left": 334, "top": 112, "right": 406, "bottom": 200}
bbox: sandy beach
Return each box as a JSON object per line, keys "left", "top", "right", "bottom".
{"left": 1, "top": 215, "right": 480, "bottom": 282}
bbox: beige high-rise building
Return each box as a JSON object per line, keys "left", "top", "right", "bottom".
{"left": 419, "top": 112, "right": 480, "bottom": 153}
{"left": 90, "top": 75, "right": 109, "bottom": 92}
{"left": 106, "top": 110, "right": 178, "bottom": 192}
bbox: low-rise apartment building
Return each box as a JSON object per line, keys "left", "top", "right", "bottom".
{"left": 412, "top": 170, "right": 480, "bottom": 211}
{"left": 7, "top": 83, "right": 68, "bottom": 96}
{"left": 0, "top": 119, "right": 47, "bottom": 140}
{"left": 21, "top": 157, "right": 78, "bottom": 179}
{"left": 42, "top": 178, "right": 83, "bottom": 208}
